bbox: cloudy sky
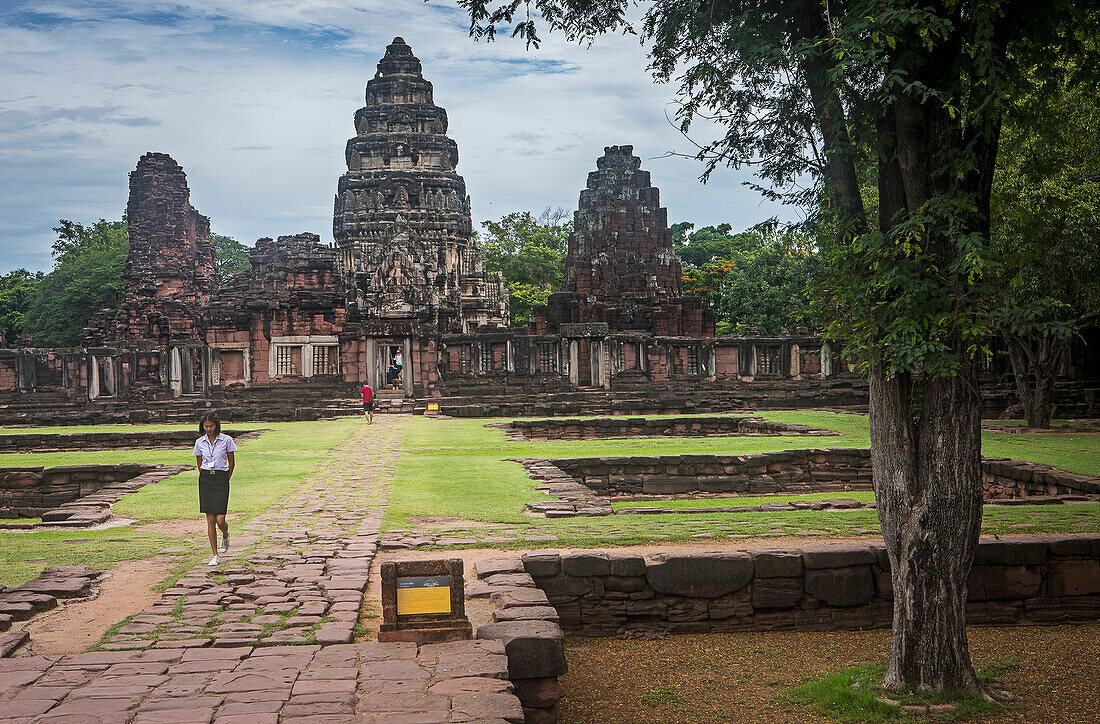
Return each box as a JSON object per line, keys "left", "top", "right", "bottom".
{"left": 0, "top": 0, "right": 798, "bottom": 274}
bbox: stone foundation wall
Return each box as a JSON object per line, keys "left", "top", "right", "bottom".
{"left": 552, "top": 448, "right": 873, "bottom": 497}
{"left": 516, "top": 537, "right": 1100, "bottom": 637}
{"left": 547, "top": 449, "right": 1100, "bottom": 499}
{"left": 0, "top": 428, "right": 265, "bottom": 453}
{"left": 501, "top": 415, "right": 837, "bottom": 441}
{"left": 0, "top": 464, "right": 158, "bottom": 518}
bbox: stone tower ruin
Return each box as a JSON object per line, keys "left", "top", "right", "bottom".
{"left": 333, "top": 37, "right": 507, "bottom": 333}
{"left": 85, "top": 152, "right": 217, "bottom": 346}
{"left": 534, "top": 145, "right": 714, "bottom": 337}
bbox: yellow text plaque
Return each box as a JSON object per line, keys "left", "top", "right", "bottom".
{"left": 426, "top": 403, "right": 440, "bottom": 412}
{"left": 396, "top": 575, "right": 451, "bottom": 615}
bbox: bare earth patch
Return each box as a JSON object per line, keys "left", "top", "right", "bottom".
{"left": 405, "top": 516, "right": 498, "bottom": 529}
{"left": 560, "top": 625, "right": 1100, "bottom": 724}
{"left": 19, "top": 554, "right": 177, "bottom": 655}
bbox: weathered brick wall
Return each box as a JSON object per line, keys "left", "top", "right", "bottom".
{"left": 517, "top": 537, "right": 1100, "bottom": 637}
{"left": 0, "top": 464, "right": 157, "bottom": 518}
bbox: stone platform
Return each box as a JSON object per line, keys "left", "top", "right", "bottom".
{"left": 0, "top": 640, "right": 523, "bottom": 723}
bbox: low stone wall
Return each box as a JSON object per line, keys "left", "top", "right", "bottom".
{"left": 0, "top": 565, "right": 102, "bottom": 655}
{"left": 983, "top": 457, "right": 1100, "bottom": 498}
{"left": 0, "top": 463, "right": 186, "bottom": 523}
{"left": 552, "top": 448, "right": 873, "bottom": 497}
{"left": 0, "top": 428, "right": 266, "bottom": 453}
{"left": 509, "top": 536, "right": 1100, "bottom": 638}
{"left": 525, "top": 449, "right": 1100, "bottom": 517}
{"left": 496, "top": 416, "right": 837, "bottom": 441}
{"left": 474, "top": 558, "right": 568, "bottom": 724}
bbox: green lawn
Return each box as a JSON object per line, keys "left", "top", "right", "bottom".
{"left": 0, "top": 418, "right": 360, "bottom": 588}
{"left": 385, "top": 412, "right": 1100, "bottom": 543}
{"left": 3, "top": 411, "right": 1099, "bottom": 589}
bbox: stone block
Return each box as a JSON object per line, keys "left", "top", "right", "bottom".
{"left": 752, "top": 577, "right": 803, "bottom": 609}
{"left": 967, "top": 565, "right": 1042, "bottom": 600}
{"left": 752, "top": 551, "right": 802, "bottom": 578}
{"left": 802, "top": 545, "right": 876, "bottom": 569}
{"left": 804, "top": 566, "right": 874, "bottom": 607}
{"left": 606, "top": 553, "right": 646, "bottom": 577}
{"left": 604, "top": 575, "right": 647, "bottom": 593}
{"left": 646, "top": 553, "right": 753, "bottom": 598}
{"left": 1046, "top": 560, "right": 1100, "bottom": 597}
{"left": 476, "top": 621, "right": 567, "bottom": 679}
{"left": 535, "top": 574, "right": 592, "bottom": 598}
{"left": 522, "top": 552, "right": 561, "bottom": 578}
{"left": 512, "top": 676, "right": 560, "bottom": 709}
{"left": 561, "top": 551, "right": 610, "bottom": 577}
{"left": 973, "top": 539, "right": 1047, "bottom": 566}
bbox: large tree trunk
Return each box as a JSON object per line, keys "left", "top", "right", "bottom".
{"left": 870, "top": 357, "right": 984, "bottom": 692}
{"left": 1004, "top": 333, "right": 1067, "bottom": 428}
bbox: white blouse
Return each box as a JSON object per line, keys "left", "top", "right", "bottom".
{"left": 193, "top": 433, "right": 237, "bottom": 471}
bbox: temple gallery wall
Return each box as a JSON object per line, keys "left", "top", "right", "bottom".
{"left": 1, "top": 36, "right": 1096, "bottom": 422}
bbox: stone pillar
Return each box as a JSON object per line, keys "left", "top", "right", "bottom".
{"left": 821, "top": 343, "right": 833, "bottom": 377}
{"left": 169, "top": 348, "right": 182, "bottom": 397}
{"left": 568, "top": 340, "right": 579, "bottom": 386}
{"left": 303, "top": 344, "right": 315, "bottom": 377}
{"left": 789, "top": 343, "right": 801, "bottom": 377}
{"left": 403, "top": 338, "right": 414, "bottom": 396}
{"left": 89, "top": 356, "right": 100, "bottom": 400}
{"left": 506, "top": 340, "right": 514, "bottom": 373}
{"left": 366, "top": 339, "right": 378, "bottom": 389}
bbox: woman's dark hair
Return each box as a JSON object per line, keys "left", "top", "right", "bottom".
{"left": 198, "top": 411, "right": 222, "bottom": 435}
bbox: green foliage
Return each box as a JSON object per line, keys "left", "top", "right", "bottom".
{"left": 677, "top": 224, "right": 820, "bottom": 336}
{"left": 0, "top": 268, "right": 42, "bottom": 345}
{"left": 454, "top": 0, "right": 1097, "bottom": 380}
{"left": 212, "top": 233, "right": 252, "bottom": 283}
{"left": 788, "top": 663, "right": 1008, "bottom": 722}
{"left": 23, "top": 219, "right": 128, "bottom": 346}
{"left": 480, "top": 208, "right": 570, "bottom": 324}
{"left": 639, "top": 685, "right": 685, "bottom": 707}
{"left": 992, "top": 59, "right": 1100, "bottom": 338}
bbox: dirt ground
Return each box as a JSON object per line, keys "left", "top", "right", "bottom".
{"left": 559, "top": 625, "right": 1100, "bottom": 724}
{"left": 19, "top": 554, "right": 178, "bottom": 655}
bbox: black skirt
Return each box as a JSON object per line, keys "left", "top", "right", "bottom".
{"left": 198, "top": 469, "right": 230, "bottom": 514}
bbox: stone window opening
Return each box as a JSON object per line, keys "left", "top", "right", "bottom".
{"left": 315, "top": 345, "right": 340, "bottom": 375}
{"left": 687, "top": 347, "right": 700, "bottom": 376}
{"left": 537, "top": 343, "right": 554, "bottom": 373}
{"left": 755, "top": 346, "right": 782, "bottom": 376}
{"left": 275, "top": 346, "right": 299, "bottom": 375}
{"left": 480, "top": 345, "right": 492, "bottom": 372}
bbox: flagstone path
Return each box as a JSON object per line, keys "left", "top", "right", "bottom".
{"left": 0, "top": 417, "right": 525, "bottom": 722}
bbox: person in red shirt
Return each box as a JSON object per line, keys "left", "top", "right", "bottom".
{"left": 361, "top": 383, "right": 375, "bottom": 423}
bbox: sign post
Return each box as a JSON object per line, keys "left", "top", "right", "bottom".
{"left": 378, "top": 558, "right": 472, "bottom": 643}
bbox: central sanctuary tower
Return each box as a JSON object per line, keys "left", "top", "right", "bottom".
{"left": 333, "top": 37, "right": 507, "bottom": 333}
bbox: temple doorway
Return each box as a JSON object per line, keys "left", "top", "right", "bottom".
{"left": 375, "top": 342, "right": 409, "bottom": 394}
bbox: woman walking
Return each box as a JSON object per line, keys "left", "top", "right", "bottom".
{"left": 193, "top": 411, "right": 236, "bottom": 566}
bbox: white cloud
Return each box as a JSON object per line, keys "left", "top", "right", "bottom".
{"left": 0, "top": 0, "right": 797, "bottom": 274}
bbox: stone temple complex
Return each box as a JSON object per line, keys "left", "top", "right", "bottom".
{"left": 0, "top": 36, "right": 1092, "bottom": 421}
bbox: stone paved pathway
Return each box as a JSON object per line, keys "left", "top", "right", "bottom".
{"left": 0, "top": 640, "right": 522, "bottom": 723}
{"left": 99, "top": 418, "right": 401, "bottom": 650}
{"left": 1, "top": 417, "right": 525, "bottom": 721}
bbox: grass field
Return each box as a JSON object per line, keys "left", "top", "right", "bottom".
{"left": 3, "top": 411, "right": 1099, "bottom": 588}
{"left": 0, "top": 418, "right": 359, "bottom": 587}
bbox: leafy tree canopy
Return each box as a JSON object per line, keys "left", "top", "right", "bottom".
{"left": 0, "top": 269, "right": 43, "bottom": 346}
{"left": 990, "top": 52, "right": 1100, "bottom": 425}
{"left": 24, "top": 219, "right": 129, "bottom": 347}
{"left": 677, "top": 224, "right": 819, "bottom": 336}
{"left": 212, "top": 234, "right": 252, "bottom": 283}
{"left": 479, "top": 207, "right": 571, "bottom": 324}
